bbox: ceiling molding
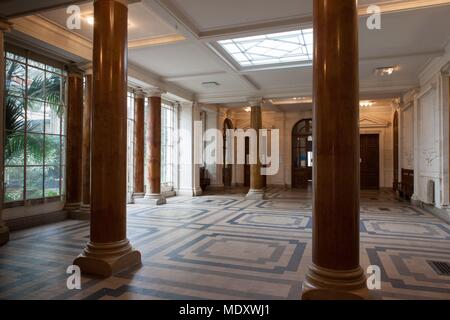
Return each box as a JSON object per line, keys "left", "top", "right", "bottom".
{"left": 359, "top": 115, "right": 391, "bottom": 128}
{"left": 163, "top": 71, "right": 227, "bottom": 82}
{"left": 10, "top": 15, "right": 92, "bottom": 60}
{"left": 128, "top": 34, "right": 185, "bottom": 49}
{"left": 358, "top": 0, "right": 450, "bottom": 16}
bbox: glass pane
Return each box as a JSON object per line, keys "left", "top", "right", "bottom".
{"left": 5, "top": 96, "right": 25, "bottom": 132}
{"left": 4, "top": 166, "right": 24, "bottom": 202}
{"left": 4, "top": 131, "right": 25, "bottom": 165}
{"left": 28, "top": 59, "right": 46, "bottom": 69}
{"left": 45, "top": 103, "right": 62, "bottom": 134}
{"left": 27, "top": 99, "right": 45, "bottom": 133}
{"left": 218, "top": 28, "right": 313, "bottom": 67}
{"left": 44, "top": 166, "right": 60, "bottom": 197}
{"left": 46, "top": 65, "right": 62, "bottom": 74}
{"left": 26, "top": 166, "right": 44, "bottom": 199}
{"left": 45, "top": 73, "right": 62, "bottom": 105}
{"left": 26, "top": 133, "right": 44, "bottom": 165}
{"left": 27, "top": 66, "right": 46, "bottom": 101}
{"left": 5, "top": 60, "right": 26, "bottom": 97}
{"left": 45, "top": 135, "right": 61, "bottom": 165}
{"left": 6, "top": 52, "right": 26, "bottom": 63}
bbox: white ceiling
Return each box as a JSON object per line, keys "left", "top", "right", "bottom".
{"left": 21, "top": 0, "right": 450, "bottom": 104}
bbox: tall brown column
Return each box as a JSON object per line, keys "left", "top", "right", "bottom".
{"left": 0, "top": 20, "right": 12, "bottom": 246}
{"left": 246, "top": 100, "right": 265, "bottom": 200}
{"left": 74, "top": 0, "right": 141, "bottom": 277}
{"left": 301, "top": 0, "right": 368, "bottom": 299}
{"left": 80, "top": 67, "right": 93, "bottom": 217}
{"left": 65, "top": 69, "right": 84, "bottom": 212}
{"left": 133, "top": 90, "right": 145, "bottom": 199}
{"left": 142, "top": 89, "right": 166, "bottom": 205}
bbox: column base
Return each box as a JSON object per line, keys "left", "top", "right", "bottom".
{"left": 245, "top": 189, "right": 266, "bottom": 200}
{"left": 301, "top": 264, "right": 370, "bottom": 300}
{"left": 74, "top": 239, "right": 141, "bottom": 277}
{"left": 135, "top": 193, "right": 166, "bottom": 205}
{"left": 133, "top": 192, "right": 145, "bottom": 200}
{"left": 0, "top": 223, "right": 9, "bottom": 246}
{"left": 410, "top": 194, "right": 421, "bottom": 206}
{"left": 69, "top": 204, "right": 90, "bottom": 220}
{"left": 64, "top": 202, "right": 81, "bottom": 211}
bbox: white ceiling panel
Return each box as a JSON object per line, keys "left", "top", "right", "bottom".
{"left": 129, "top": 41, "right": 224, "bottom": 77}
{"left": 168, "top": 0, "right": 311, "bottom": 31}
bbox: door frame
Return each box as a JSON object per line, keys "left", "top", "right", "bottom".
{"left": 360, "top": 130, "right": 384, "bottom": 188}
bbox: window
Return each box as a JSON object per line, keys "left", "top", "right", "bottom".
{"left": 161, "top": 101, "right": 176, "bottom": 191}
{"left": 218, "top": 28, "right": 313, "bottom": 68}
{"left": 4, "top": 50, "right": 67, "bottom": 205}
{"left": 126, "top": 91, "right": 135, "bottom": 203}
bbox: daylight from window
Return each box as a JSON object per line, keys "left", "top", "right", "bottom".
{"left": 218, "top": 28, "right": 313, "bottom": 67}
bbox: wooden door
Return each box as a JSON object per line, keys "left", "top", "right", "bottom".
{"left": 360, "top": 134, "right": 380, "bottom": 189}
{"left": 244, "top": 137, "right": 250, "bottom": 187}
{"left": 292, "top": 119, "right": 313, "bottom": 189}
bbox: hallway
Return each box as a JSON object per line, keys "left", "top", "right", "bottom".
{"left": 1, "top": 189, "right": 449, "bottom": 300}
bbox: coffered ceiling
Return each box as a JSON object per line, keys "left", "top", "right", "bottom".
{"left": 5, "top": 0, "right": 450, "bottom": 105}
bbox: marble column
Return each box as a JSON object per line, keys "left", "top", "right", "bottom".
{"left": 143, "top": 89, "right": 166, "bottom": 205}
{"left": 178, "top": 101, "right": 203, "bottom": 196}
{"left": 79, "top": 67, "right": 93, "bottom": 217}
{"left": 65, "top": 68, "right": 84, "bottom": 213}
{"left": 133, "top": 90, "right": 145, "bottom": 199}
{"left": 301, "top": 0, "right": 368, "bottom": 299}
{"left": 74, "top": 0, "right": 141, "bottom": 277}
{"left": 246, "top": 100, "right": 265, "bottom": 200}
{"left": 0, "top": 20, "right": 12, "bottom": 246}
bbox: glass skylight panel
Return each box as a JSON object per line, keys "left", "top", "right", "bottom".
{"left": 218, "top": 28, "right": 313, "bottom": 67}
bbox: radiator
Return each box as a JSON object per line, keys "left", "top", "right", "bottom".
{"left": 427, "top": 180, "right": 435, "bottom": 204}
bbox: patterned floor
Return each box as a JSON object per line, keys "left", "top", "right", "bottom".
{"left": 0, "top": 188, "right": 449, "bottom": 300}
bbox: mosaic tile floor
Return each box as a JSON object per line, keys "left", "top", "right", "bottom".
{"left": 0, "top": 188, "right": 449, "bottom": 300}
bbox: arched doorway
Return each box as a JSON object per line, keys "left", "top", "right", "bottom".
{"left": 393, "top": 111, "right": 399, "bottom": 191}
{"left": 223, "top": 119, "right": 233, "bottom": 187}
{"left": 292, "top": 119, "right": 313, "bottom": 189}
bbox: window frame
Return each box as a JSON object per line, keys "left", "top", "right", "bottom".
{"left": 3, "top": 49, "right": 67, "bottom": 208}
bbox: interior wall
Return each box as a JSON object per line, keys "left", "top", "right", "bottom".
{"left": 360, "top": 105, "right": 395, "bottom": 188}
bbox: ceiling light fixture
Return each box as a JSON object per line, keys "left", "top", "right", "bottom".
{"left": 360, "top": 100, "right": 374, "bottom": 107}
{"left": 85, "top": 16, "right": 94, "bottom": 26}
{"left": 201, "top": 81, "right": 220, "bottom": 89}
{"left": 375, "top": 66, "right": 398, "bottom": 77}
{"left": 244, "top": 107, "right": 251, "bottom": 112}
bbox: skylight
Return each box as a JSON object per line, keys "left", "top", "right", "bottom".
{"left": 217, "top": 29, "right": 313, "bottom": 68}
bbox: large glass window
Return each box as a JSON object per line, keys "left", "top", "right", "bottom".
{"left": 161, "top": 101, "right": 175, "bottom": 191}
{"left": 4, "top": 50, "right": 66, "bottom": 205}
{"left": 126, "top": 91, "right": 135, "bottom": 203}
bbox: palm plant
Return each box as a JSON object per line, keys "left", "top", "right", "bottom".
{"left": 4, "top": 59, "right": 63, "bottom": 165}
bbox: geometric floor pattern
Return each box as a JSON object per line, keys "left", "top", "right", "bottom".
{"left": 0, "top": 188, "right": 449, "bottom": 300}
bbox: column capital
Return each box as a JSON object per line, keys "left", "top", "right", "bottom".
{"left": 80, "top": 62, "right": 93, "bottom": 75}
{"left": 146, "top": 87, "right": 165, "bottom": 98}
{"left": 94, "top": 0, "right": 128, "bottom": 6}
{"left": 134, "top": 89, "right": 146, "bottom": 99}
{"left": 247, "top": 97, "right": 263, "bottom": 107}
{"left": 67, "top": 64, "right": 84, "bottom": 77}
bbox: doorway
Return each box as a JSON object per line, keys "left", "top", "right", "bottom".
{"left": 360, "top": 134, "right": 380, "bottom": 190}
{"left": 223, "top": 119, "right": 233, "bottom": 187}
{"left": 393, "top": 111, "right": 399, "bottom": 191}
{"left": 292, "top": 119, "right": 313, "bottom": 189}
